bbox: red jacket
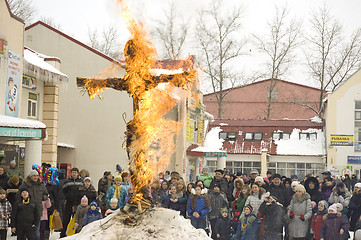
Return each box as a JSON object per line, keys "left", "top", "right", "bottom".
{"left": 311, "top": 213, "right": 323, "bottom": 239}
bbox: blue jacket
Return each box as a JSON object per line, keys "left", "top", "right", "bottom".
{"left": 82, "top": 210, "right": 102, "bottom": 227}
{"left": 119, "top": 183, "right": 130, "bottom": 208}
{"left": 187, "top": 194, "right": 210, "bottom": 219}
{"left": 105, "top": 186, "right": 121, "bottom": 209}
{"left": 164, "top": 194, "right": 182, "bottom": 211}
{"left": 233, "top": 213, "right": 258, "bottom": 240}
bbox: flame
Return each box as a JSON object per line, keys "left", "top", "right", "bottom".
{"left": 83, "top": 0, "right": 197, "bottom": 201}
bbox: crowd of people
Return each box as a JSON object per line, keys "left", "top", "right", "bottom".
{"left": 0, "top": 160, "right": 361, "bottom": 240}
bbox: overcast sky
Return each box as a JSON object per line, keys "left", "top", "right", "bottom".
{"left": 30, "top": 0, "right": 361, "bottom": 89}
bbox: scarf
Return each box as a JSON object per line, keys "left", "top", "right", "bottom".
{"left": 89, "top": 209, "right": 98, "bottom": 214}
{"left": 113, "top": 184, "right": 122, "bottom": 199}
{"left": 23, "top": 197, "right": 30, "bottom": 205}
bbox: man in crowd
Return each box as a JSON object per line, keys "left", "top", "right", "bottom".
{"left": 247, "top": 169, "right": 259, "bottom": 185}
{"left": 7, "top": 159, "right": 23, "bottom": 179}
{"left": 209, "top": 169, "right": 228, "bottom": 196}
{"left": 268, "top": 174, "right": 287, "bottom": 207}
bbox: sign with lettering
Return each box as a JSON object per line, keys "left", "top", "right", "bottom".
{"left": 5, "top": 50, "right": 21, "bottom": 117}
{"left": 0, "top": 127, "right": 42, "bottom": 138}
{"left": 22, "top": 75, "right": 37, "bottom": 90}
{"left": 330, "top": 135, "right": 353, "bottom": 146}
{"left": 348, "top": 156, "right": 361, "bottom": 164}
{"left": 0, "top": 39, "right": 3, "bottom": 54}
{"left": 206, "top": 152, "right": 228, "bottom": 157}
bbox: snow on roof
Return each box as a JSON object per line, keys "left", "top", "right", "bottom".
{"left": 0, "top": 115, "right": 46, "bottom": 129}
{"left": 192, "top": 127, "right": 226, "bottom": 153}
{"left": 57, "top": 142, "right": 75, "bottom": 149}
{"left": 310, "top": 116, "right": 323, "bottom": 123}
{"left": 24, "top": 48, "right": 69, "bottom": 83}
{"left": 274, "top": 128, "right": 325, "bottom": 155}
{"left": 204, "top": 112, "right": 214, "bottom": 120}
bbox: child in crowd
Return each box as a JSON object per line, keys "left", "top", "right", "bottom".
{"left": 105, "top": 197, "right": 119, "bottom": 217}
{"left": 0, "top": 188, "right": 11, "bottom": 240}
{"left": 335, "top": 203, "right": 350, "bottom": 240}
{"left": 215, "top": 208, "right": 232, "bottom": 240}
{"left": 165, "top": 184, "right": 182, "bottom": 211}
{"left": 74, "top": 196, "right": 89, "bottom": 233}
{"left": 319, "top": 204, "right": 349, "bottom": 240}
{"left": 199, "top": 166, "right": 213, "bottom": 188}
{"left": 233, "top": 205, "right": 258, "bottom": 240}
{"left": 310, "top": 200, "right": 328, "bottom": 240}
{"left": 40, "top": 196, "right": 51, "bottom": 240}
{"left": 11, "top": 187, "right": 39, "bottom": 240}
{"left": 188, "top": 185, "right": 210, "bottom": 230}
{"left": 82, "top": 201, "right": 102, "bottom": 227}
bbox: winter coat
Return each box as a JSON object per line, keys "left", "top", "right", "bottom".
{"left": 199, "top": 173, "right": 213, "bottom": 188}
{"left": 328, "top": 188, "right": 351, "bottom": 208}
{"left": 7, "top": 166, "right": 23, "bottom": 178}
{"left": 258, "top": 201, "right": 284, "bottom": 234}
{"left": 5, "top": 177, "right": 22, "bottom": 206}
{"left": 119, "top": 182, "right": 130, "bottom": 208}
{"left": 78, "top": 184, "right": 97, "bottom": 204}
{"left": 164, "top": 193, "right": 182, "bottom": 211}
{"left": 188, "top": 194, "right": 210, "bottom": 220}
{"left": 305, "top": 177, "right": 323, "bottom": 204}
{"left": 105, "top": 207, "right": 118, "bottom": 217}
{"left": 288, "top": 192, "right": 312, "bottom": 238}
{"left": 285, "top": 187, "right": 295, "bottom": 207}
{"left": 105, "top": 185, "right": 122, "bottom": 209}
{"left": 74, "top": 205, "right": 88, "bottom": 231}
{"left": 233, "top": 213, "right": 258, "bottom": 240}
{"left": 97, "top": 176, "right": 113, "bottom": 210}
{"left": 319, "top": 213, "right": 349, "bottom": 240}
{"left": 82, "top": 210, "right": 102, "bottom": 226}
{"left": 46, "top": 183, "right": 59, "bottom": 215}
{"left": 235, "top": 196, "right": 247, "bottom": 212}
{"left": 0, "top": 198, "right": 11, "bottom": 229}
{"left": 18, "top": 176, "right": 48, "bottom": 218}
{"left": 41, "top": 198, "right": 51, "bottom": 221}
{"left": 243, "top": 188, "right": 266, "bottom": 216}
{"left": 208, "top": 191, "right": 228, "bottom": 220}
{"left": 232, "top": 179, "right": 244, "bottom": 199}
{"left": 215, "top": 215, "right": 232, "bottom": 240}
{"left": 0, "top": 173, "right": 9, "bottom": 190}
{"left": 310, "top": 208, "right": 328, "bottom": 240}
{"left": 321, "top": 184, "right": 334, "bottom": 201}
{"left": 62, "top": 175, "right": 83, "bottom": 206}
{"left": 209, "top": 177, "right": 229, "bottom": 195}
{"left": 268, "top": 183, "right": 287, "bottom": 206}
{"left": 11, "top": 198, "right": 40, "bottom": 228}
{"left": 342, "top": 177, "right": 351, "bottom": 191}
{"left": 177, "top": 191, "right": 188, "bottom": 216}
{"left": 348, "top": 192, "right": 361, "bottom": 231}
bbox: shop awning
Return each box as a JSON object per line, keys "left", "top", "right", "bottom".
{"left": 186, "top": 144, "right": 228, "bottom": 157}
{"left": 0, "top": 115, "right": 46, "bottom": 139}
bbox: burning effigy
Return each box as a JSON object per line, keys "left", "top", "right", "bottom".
{"left": 77, "top": 0, "right": 196, "bottom": 210}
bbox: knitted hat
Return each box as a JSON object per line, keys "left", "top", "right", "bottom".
{"left": 336, "top": 203, "right": 343, "bottom": 211}
{"left": 20, "top": 187, "right": 30, "bottom": 195}
{"left": 81, "top": 195, "right": 88, "bottom": 205}
{"left": 244, "top": 204, "right": 253, "bottom": 212}
{"left": 0, "top": 189, "right": 5, "bottom": 195}
{"left": 355, "top": 183, "right": 361, "bottom": 189}
{"left": 291, "top": 181, "right": 299, "bottom": 188}
{"left": 202, "top": 166, "right": 209, "bottom": 171}
{"left": 329, "top": 204, "right": 337, "bottom": 213}
{"left": 84, "top": 177, "right": 91, "bottom": 182}
{"left": 272, "top": 173, "right": 281, "bottom": 180}
{"left": 114, "top": 175, "right": 122, "bottom": 182}
{"left": 255, "top": 176, "right": 264, "bottom": 183}
{"left": 29, "top": 170, "right": 38, "bottom": 177}
{"left": 295, "top": 184, "right": 306, "bottom": 194}
{"left": 10, "top": 176, "right": 19, "bottom": 184}
{"left": 250, "top": 169, "right": 259, "bottom": 175}
{"left": 90, "top": 200, "right": 97, "bottom": 207}
{"left": 110, "top": 197, "right": 118, "bottom": 204}
{"left": 10, "top": 160, "right": 16, "bottom": 165}
{"left": 318, "top": 200, "right": 329, "bottom": 210}
{"left": 220, "top": 207, "right": 228, "bottom": 214}
{"left": 290, "top": 174, "right": 298, "bottom": 180}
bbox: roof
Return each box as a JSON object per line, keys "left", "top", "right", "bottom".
{"left": 204, "top": 79, "right": 322, "bottom": 97}
{"left": 25, "top": 21, "right": 122, "bottom": 65}
{"left": 210, "top": 118, "right": 324, "bottom": 127}
{"left": 0, "top": 115, "right": 46, "bottom": 129}
{"left": 4, "top": 0, "right": 24, "bottom": 23}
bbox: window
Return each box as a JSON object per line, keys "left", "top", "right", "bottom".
{"left": 272, "top": 132, "right": 291, "bottom": 140}
{"left": 225, "top": 161, "right": 261, "bottom": 176}
{"left": 244, "top": 132, "right": 262, "bottom": 141}
{"left": 269, "top": 162, "right": 324, "bottom": 179}
{"left": 207, "top": 160, "right": 217, "bottom": 174}
{"left": 228, "top": 132, "right": 237, "bottom": 140}
{"left": 219, "top": 132, "right": 237, "bottom": 141}
{"left": 27, "top": 92, "right": 37, "bottom": 118}
{"left": 268, "top": 89, "right": 278, "bottom": 99}
{"left": 219, "top": 132, "right": 227, "bottom": 140}
{"left": 299, "top": 132, "right": 317, "bottom": 140}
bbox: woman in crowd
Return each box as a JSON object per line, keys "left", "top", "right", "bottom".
{"left": 243, "top": 183, "right": 266, "bottom": 216}
{"left": 188, "top": 185, "right": 210, "bottom": 230}
{"left": 177, "top": 180, "right": 188, "bottom": 217}
{"left": 328, "top": 182, "right": 351, "bottom": 210}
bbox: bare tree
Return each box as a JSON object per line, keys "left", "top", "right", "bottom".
{"left": 39, "top": 17, "right": 62, "bottom": 30}
{"left": 7, "top": 0, "right": 36, "bottom": 23}
{"left": 196, "top": 0, "right": 247, "bottom": 118}
{"left": 305, "top": 5, "right": 361, "bottom": 117}
{"left": 88, "top": 25, "right": 122, "bottom": 60}
{"left": 152, "top": 1, "right": 189, "bottom": 60}
{"left": 253, "top": 5, "right": 301, "bottom": 119}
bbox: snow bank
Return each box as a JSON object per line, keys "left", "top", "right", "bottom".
{"left": 274, "top": 128, "right": 325, "bottom": 155}
{"left": 192, "top": 127, "right": 226, "bottom": 152}
{"left": 64, "top": 208, "right": 211, "bottom": 240}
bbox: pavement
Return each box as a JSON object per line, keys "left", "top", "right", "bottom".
{"left": 6, "top": 229, "right": 61, "bottom": 239}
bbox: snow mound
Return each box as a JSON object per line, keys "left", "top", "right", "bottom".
{"left": 64, "top": 208, "right": 211, "bottom": 240}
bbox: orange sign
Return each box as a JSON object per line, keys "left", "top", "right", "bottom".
{"left": 0, "top": 39, "right": 3, "bottom": 54}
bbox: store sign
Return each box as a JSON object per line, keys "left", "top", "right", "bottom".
{"left": 348, "top": 156, "right": 361, "bottom": 164}
{"left": 0, "top": 127, "right": 42, "bottom": 138}
{"left": 5, "top": 50, "right": 21, "bottom": 117}
{"left": 0, "top": 39, "right": 3, "bottom": 54}
{"left": 22, "top": 75, "right": 37, "bottom": 90}
{"left": 206, "top": 152, "right": 227, "bottom": 157}
{"left": 330, "top": 134, "right": 353, "bottom": 146}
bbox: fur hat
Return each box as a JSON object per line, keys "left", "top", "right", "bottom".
{"left": 295, "top": 184, "right": 306, "bottom": 194}
{"left": 255, "top": 176, "right": 264, "bottom": 183}
{"left": 336, "top": 203, "right": 343, "bottom": 211}
{"left": 291, "top": 181, "right": 300, "bottom": 188}
{"left": 355, "top": 183, "right": 361, "bottom": 189}
{"left": 114, "top": 175, "right": 122, "bottom": 182}
{"left": 81, "top": 195, "right": 88, "bottom": 205}
{"left": 329, "top": 204, "right": 337, "bottom": 213}
{"left": 29, "top": 170, "right": 38, "bottom": 177}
